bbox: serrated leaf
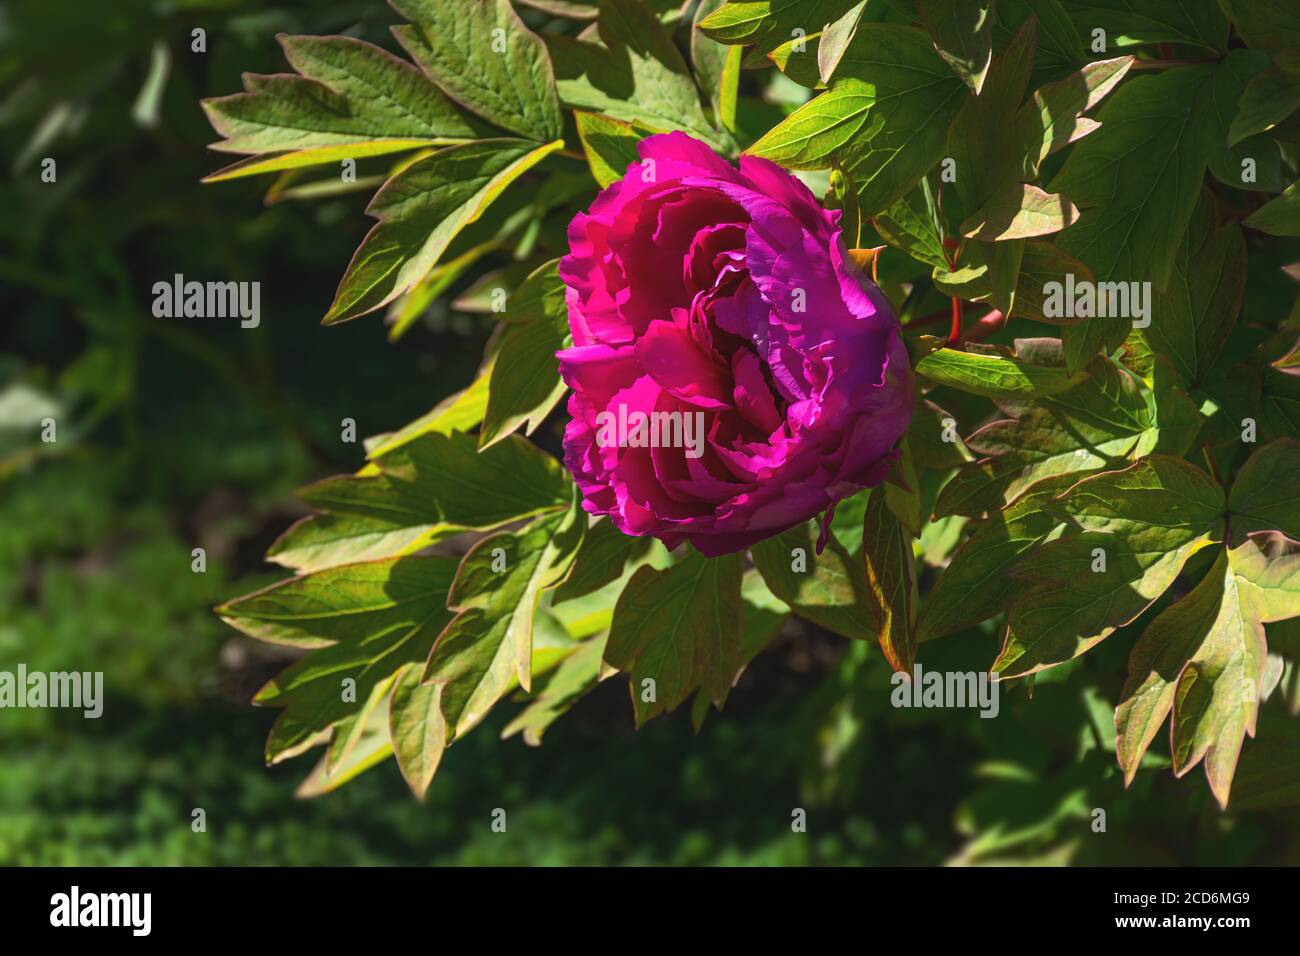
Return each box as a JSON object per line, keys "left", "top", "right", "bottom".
{"left": 217, "top": 555, "right": 459, "bottom": 762}
{"left": 1116, "top": 549, "right": 1229, "bottom": 786}
{"left": 547, "top": 0, "right": 730, "bottom": 151}
{"left": 1243, "top": 180, "right": 1300, "bottom": 237}
{"left": 480, "top": 260, "right": 571, "bottom": 449}
{"left": 605, "top": 549, "right": 744, "bottom": 726}
{"left": 424, "top": 502, "right": 586, "bottom": 737}
{"left": 690, "top": 569, "right": 791, "bottom": 731}
{"left": 751, "top": 516, "right": 872, "bottom": 641}
{"left": 916, "top": 0, "right": 993, "bottom": 94}
{"left": 389, "top": 0, "right": 563, "bottom": 140}
{"left": 916, "top": 344, "right": 1090, "bottom": 399}
{"left": 201, "top": 33, "right": 475, "bottom": 165}
{"left": 1228, "top": 438, "right": 1300, "bottom": 542}
{"left": 994, "top": 456, "right": 1226, "bottom": 678}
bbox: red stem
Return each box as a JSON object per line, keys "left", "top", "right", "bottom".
{"left": 947, "top": 297, "right": 963, "bottom": 345}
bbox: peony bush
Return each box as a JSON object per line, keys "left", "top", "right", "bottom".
{"left": 209, "top": 0, "right": 1300, "bottom": 810}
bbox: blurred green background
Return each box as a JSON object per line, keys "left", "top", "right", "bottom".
{"left": 2, "top": 0, "right": 1297, "bottom": 866}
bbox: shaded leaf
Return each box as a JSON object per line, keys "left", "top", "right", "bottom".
{"left": 390, "top": 0, "right": 563, "bottom": 140}
{"left": 324, "top": 139, "right": 562, "bottom": 324}
{"left": 605, "top": 549, "right": 745, "bottom": 725}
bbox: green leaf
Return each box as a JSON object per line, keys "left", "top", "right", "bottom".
{"left": 386, "top": 239, "right": 500, "bottom": 342}
{"left": 918, "top": 477, "right": 1071, "bottom": 643}
{"left": 872, "top": 177, "right": 948, "bottom": 270}
{"left": 766, "top": 31, "right": 825, "bottom": 89}
{"left": 748, "top": 24, "right": 966, "bottom": 215}
{"left": 1049, "top": 56, "right": 1256, "bottom": 293}
{"left": 268, "top": 431, "right": 570, "bottom": 573}
{"left": 1065, "top": 0, "right": 1229, "bottom": 52}
{"left": 818, "top": 0, "right": 868, "bottom": 84}
{"left": 200, "top": 34, "right": 475, "bottom": 164}
{"left": 1260, "top": 364, "right": 1300, "bottom": 442}
{"left": 547, "top": 0, "right": 730, "bottom": 151}
{"left": 1014, "top": 55, "right": 1132, "bottom": 181}
{"left": 574, "top": 111, "right": 645, "bottom": 188}
{"left": 1228, "top": 53, "right": 1300, "bottom": 145}
{"left": 863, "top": 488, "right": 916, "bottom": 672}
{"left": 916, "top": 343, "right": 1090, "bottom": 399}
{"left": 1011, "top": 239, "right": 1094, "bottom": 324}
{"left": 217, "top": 555, "right": 459, "bottom": 761}
{"left": 605, "top": 549, "right": 745, "bottom": 726}
{"left": 988, "top": 237, "right": 1024, "bottom": 317}
{"left": 751, "top": 516, "right": 872, "bottom": 641}
{"left": 934, "top": 353, "right": 1192, "bottom": 517}
{"left": 389, "top": 0, "right": 562, "bottom": 140}
{"left": 480, "top": 260, "right": 571, "bottom": 449}
{"left": 1115, "top": 550, "right": 1229, "bottom": 787}
{"left": 691, "top": 0, "right": 743, "bottom": 130}
{"left": 1217, "top": 0, "right": 1300, "bottom": 56}
{"left": 424, "top": 503, "right": 586, "bottom": 737}
{"left": 916, "top": 0, "right": 993, "bottom": 94}
{"left": 835, "top": 28, "right": 969, "bottom": 216}
{"left": 689, "top": 569, "right": 792, "bottom": 730}
{"left": 1171, "top": 539, "right": 1299, "bottom": 807}
{"left": 324, "top": 139, "right": 561, "bottom": 324}
{"left": 960, "top": 183, "right": 1079, "bottom": 241}
{"left": 1243, "top": 180, "right": 1300, "bottom": 236}
{"left": 698, "top": 0, "right": 860, "bottom": 45}
{"left": 365, "top": 370, "right": 489, "bottom": 459}
{"left": 1114, "top": 534, "right": 1300, "bottom": 807}
{"left": 692, "top": 0, "right": 732, "bottom": 117}
{"left": 994, "top": 456, "right": 1226, "bottom": 678}
{"left": 992, "top": 0, "right": 1085, "bottom": 85}
{"left": 1136, "top": 193, "right": 1246, "bottom": 388}
{"left": 501, "top": 632, "right": 608, "bottom": 745}
{"left": 553, "top": 518, "right": 656, "bottom": 605}
{"left": 1228, "top": 438, "right": 1300, "bottom": 542}
{"left": 388, "top": 662, "right": 446, "bottom": 798}
{"left": 944, "top": 16, "right": 1037, "bottom": 212}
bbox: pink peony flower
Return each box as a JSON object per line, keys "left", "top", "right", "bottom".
{"left": 557, "top": 132, "right": 913, "bottom": 557}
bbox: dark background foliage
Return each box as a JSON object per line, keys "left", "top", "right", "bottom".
{"left": 1, "top": 0, "right": 1296, "bottom": 865}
